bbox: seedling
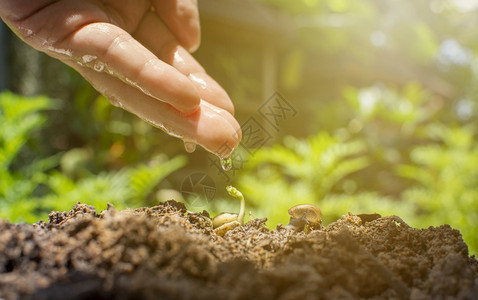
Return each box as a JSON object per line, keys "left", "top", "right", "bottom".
{"left": 285, "top": 204, "right": 322, "bottom": 231}
{"left": 212, "top": 186, "right": 245, "bottom": 236}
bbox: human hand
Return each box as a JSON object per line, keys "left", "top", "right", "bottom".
{"left": 0, "top": 0, "right": 241, "bottom": 158}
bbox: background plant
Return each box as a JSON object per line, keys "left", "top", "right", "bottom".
{"left": 225, "top": 83, "right": 477, "bottom": 255}
{"left": 398, "top": 123, "right": 478, "bottom": 254}
{"left": 0, "top": 91, "right": 186, "bottom": 223}
{"left": 0, "top": 91, "right": 57, "bottom": 222}
{"left": 234, "top": 132, "right": 370, "bottom": 226}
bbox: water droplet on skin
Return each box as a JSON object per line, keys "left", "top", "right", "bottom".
{"left": 189, "top": 73, "right": 208, "bottom": 90}
{"left": 94, "top": 62, "right": 105, "bottom": 72}
{"left": 45, "top": 46, "right": 72, "bottom": 57}
{"left": 125, "top": 77, "right": 153, "bottom": 98}
{"left": 82, "top": 54, "right": 97, "bottom": 63}
{"left": 184, "top": 142, "right": 196, "bottom": 153}
{"left": 174, "top": 50, "right": 186, "bottom": 65}
{"left": 107, "top": 96, "right": 124, "bottom": 109}
{"left": 220, "top": 157, "right": 232, "bottom": 171}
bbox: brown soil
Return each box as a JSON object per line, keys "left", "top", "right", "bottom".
{"left": 1, "top": 201, "right": 477, "bottom": 300}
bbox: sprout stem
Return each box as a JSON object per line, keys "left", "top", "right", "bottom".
{"left": 226, "top": 186, "right": 245, "bottom": 225}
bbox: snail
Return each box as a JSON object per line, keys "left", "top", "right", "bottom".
{"left": 212, "top": 186, "right": 245, "bottom": 236}
{"left": 285, "top": 204, "right": 322, "bottom": 231}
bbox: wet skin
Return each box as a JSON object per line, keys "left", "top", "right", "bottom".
{"left": 0, "top": 0, "right": 241, "bottom": 158}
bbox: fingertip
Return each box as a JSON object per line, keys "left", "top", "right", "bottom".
{"left": 206, "top": 133, "right": 240, "bottom": 159}
{"left": 234, "top": 125, "right": 242, "bottom": 143}
{"left": 187, "top": 41, "right": 200, "bottom": 53}
{"left": 196, "top": 110, "right": 241, "bottom": 158}
{"left": 152, "top": 0, "right": 201, "bottom": 53}
{"left": 176, "top": 21, "right": 200, "bottom": 53}
{"left": 184, "top": 30, "right": 201, "bottom": 53}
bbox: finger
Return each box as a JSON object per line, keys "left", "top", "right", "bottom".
{"left": 7, "top": 1, "right": 201, "bottom": 115}
{"left": 100, "top": 0, "right": 150, "bottom": 32}
{"left": 133, "top": 12, "right": 234, "bottom": 114}
{"left": 151, "top": 0, "right": 200, "bottom": 52}
{"left": 68, "top": 61, "right": 241, "bottom": 158}
{"left": 0, "top": 0, "right": 54, "bottom": 22}
{"left": 65, "top": 22, "right": 201, "bottom": 114}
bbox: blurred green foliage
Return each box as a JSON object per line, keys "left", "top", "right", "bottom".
{"left": 0, "top": 91, "right": 186, "bottom": 223}
{"left": 39, "top": 154, "right": 186, "bottom": 214}
{"left": 0, "top": 91, "right": 58, "bottom": 222}
{"left": 398, "top": 123, "right": 478, "bottom": 254}
{"left": 236, "top": 132, "right": 369, "bottom": 225}
{"left": 229, "top": 83, "right": 478, "bottom": 256}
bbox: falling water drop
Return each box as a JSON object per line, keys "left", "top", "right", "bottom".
{"left": 220, "top": 157, "right": 232, "bottom": 171}
{"left": 184, "top": 142, "right": 196, "bottom": 153}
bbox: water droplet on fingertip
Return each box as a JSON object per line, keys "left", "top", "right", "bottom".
{"left": 220, "top": 157, "right": 232, "bottom": 171}
{"left": 94, "top": 62, "right": 105, "bottom": 72}
{"left": 189, "top": 73, "right": 208, "bottom": 90}
{"left": 184, "top": 142, "right": 196, "bottom": 153}
{"left": 82, "top": 54, "right": 97, "bottom": 64}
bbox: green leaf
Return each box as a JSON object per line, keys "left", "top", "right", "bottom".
{"left": 129, "top": 156, "right": 186, "bottom": 202}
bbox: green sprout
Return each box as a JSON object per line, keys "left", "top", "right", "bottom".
{"left": 211, "top": 186, "right": 246, "bottom": 236}
{"left": 226, "top": 185, "right": 245, "bottom": 225}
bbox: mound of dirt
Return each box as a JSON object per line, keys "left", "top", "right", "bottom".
{"left": 1, "top": 201, "right": 477, "bottom": 299}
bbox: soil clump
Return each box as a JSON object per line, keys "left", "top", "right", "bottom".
{"left": 1, "top": 201, "right": 477, "bottom": 299}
